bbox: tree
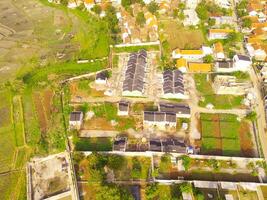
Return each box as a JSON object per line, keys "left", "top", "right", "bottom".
{"left": 180, "top": 182, "right": 193, "bottom": 193}
{"left": 208, "top": 18, "right": 216, "bottom": 27}
{"left": 145, "top": 183, "right": 159, "bottom": 200}
{"left": 131, "top": 157, "right": 142, "bottom": 179}
{"left": 96, "top": 185, "right": 134, "bottom": 200}
{"left": 226, "top": 32, "right": 243, "bottom": 43}
{"left": 121, "top": 0, "right": 132, "bottom": 8}
{"left": 107, "top": 154, "right": 125, "bottom": 170}
{"left": 246, "top": 111, "right": 257, "bottom": 121}
{"left": 147, "top": 1, "right": 159, "bottom": 14}
{"left": 60, "top": 0, "right": 68, "bottom": 6}
{"left": 92, "top": 5, "right": 101, "bottom": 15}
{"left": 203, "top": 55, "right": 214, "bottom": 63}
{"left": 87, "top": 152, "right": 108, "bottom": 183}
{"left": 196, "top": 1, "right": 209, "bottom": 21}
{"left": 136, "top": 12, "right": 146, "bottom": 27}
{"left": 178, "top": 2, "right": 186, "bottom": 10}
{"left": 242, "top": 18, "right": 252, "bottom": 28}
{"left": 181, "top": 155, "right": 191, "bottom": 171}
{"left": 80, "top": 102, "right": 89, "bottom": 115}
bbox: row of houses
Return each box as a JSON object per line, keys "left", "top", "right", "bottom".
{"left": 113, "top": 137, "right": 193, "bottom": 153}
{"left": 243, "top": 0, "right": 267, "bottom": 61}
{"left": 162, "top": 70, "right": 188, "bottom": 99}
{"left": 122, "top": 50, "right": 147, "bottom": 97}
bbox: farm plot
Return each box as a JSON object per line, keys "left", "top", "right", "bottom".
{"left": 12, "top": 96, "right": 25, "bottom": 147}
{"left": 82, "top": 103, "right": 136, "bottom": 132}
{"left": 74, "top": 137, "right": 112, "bottom": 151}
{"left": 200, "top": 113, "right": 253, "bottom": 156}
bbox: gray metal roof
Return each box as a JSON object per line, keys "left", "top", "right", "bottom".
{"left": 163, "top": 69, "right": 185, "bottom": 95}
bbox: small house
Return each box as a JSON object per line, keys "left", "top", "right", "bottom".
{"left": 214, "top": 61, "right": 234, "bottom": 72}
{"left": 233, "top": 54, "right": 252, "bottom": 71}
{"left": 213, "top": 42, "right": 225, "bottom": 60}
{"left": 118, "top": 101, "right": 129, "bottom": 116}
{"left": 143, "top": 111, "right": 177, "bottom": 130}
{"left": 172, "top": 49, "right": 204, "bottom": 61}
{"left": 183, "top": 9, "right": 200, "bottom": 26}
{"left": 208, "top": 29, "right": 234, "bottom": 40}
{"left": 176, "top": 58, "right": 187, "bottom": 73}
{"left": 69, "top": 111, "right": 83, "bottom": 130}
{"left": 187, "top": 63, "right": 212, "bottom": 73}
{"left": 149, "top": 139, "right": 162, "bottom": 152}
{"left": 84, "top": 0, "right": 95, "bottom": 10}
{"left": 95, "top": 71, "right": 108, "bottom": 85}
{"left": 113, "top": 138, "right": 127, "bottom": 151}
{"left": 162, "top": 138, "right": 187, "bottom": 153}
{"left": 158, "top": 103, "right": 191, "bottom": 118}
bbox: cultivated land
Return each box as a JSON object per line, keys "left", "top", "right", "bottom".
{"left": 1, "top": 0, "right": 267, "bottom": 199}
{"left": 200, "top": 113, "right": 255, "bottom": 157}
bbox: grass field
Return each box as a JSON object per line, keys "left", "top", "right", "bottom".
{"left": 159, "top": 20, "right": 204, "bottom": 56}
{"left": 74, "top": 137, "right": 113, "bottom": 151}
{"left": 194, "top": 74, "right": 244, "bottom": 109}
{"left": 200, "top": 113, "right": 240, "bottom": 156}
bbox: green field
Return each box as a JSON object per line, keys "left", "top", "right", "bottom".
{"left": 200, "top": 113, "right": 241, "bottom": 156}
{"left": 74, "top": 137, "right": 113, "bottom": 151}
{"left": 195, "top": 74, "right": 244, "bottom": 109}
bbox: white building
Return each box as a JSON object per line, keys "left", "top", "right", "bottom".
{"left": 246, "top": 43, "right": 267, "bottom": 61}
{"left": 69, "top": 111, "right": 83, "bottom": 130}
{"left": 208, "top": 29, "right": 234, "bottom": 40}
{"left": 118, "top": 101, "right": 129, "bottom": 116}
{"left": 233, "top": 54, "right": 252, "bottom": 71}
{"left": 214, "top": 0, "right": 231, "bottom": 9}
{"left": 143, "top": 111, "right": 177, "bottom": 130}
{"left": 183, "top": 9, "right": 200, "bottom": 26}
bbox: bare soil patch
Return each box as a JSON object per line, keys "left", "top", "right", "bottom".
{"left": 33, "top": 93, "right": 47, "bottom": 133}
{"left": 239, "top": 122, "right": 254, "bottom": 157}
{"left": 82, "top": 117, "right": 115, "bottom": 131}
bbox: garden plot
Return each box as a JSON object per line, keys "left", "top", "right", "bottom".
{"left": 81, "top": 103, "right": 137, "bottom": 132}
{"left": 200, "top": 113, "right": 255, "bottom": 156}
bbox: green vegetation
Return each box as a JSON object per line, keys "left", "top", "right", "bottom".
{"left": 200, "top": 113, "right": 242, "bottom": 156}
{"left": 237, "top": 0, "right": 248, "bottom": 17}
{"left": 147, "top": 1, "right": 159, "bottom": 14}
{"left": 194, "top": 74, "right": 244, "bottom": 109}
{"left": 136, "top": 12, "right": 146, "bottom": 27}
{"left": 22, "top": 61, "right": 106, "bottom": 86}
{"left": 74, "top": 137, "right": 112, "bottom": 151}
{"left": 113, "top": 45, "right": 160, "bottom": 53}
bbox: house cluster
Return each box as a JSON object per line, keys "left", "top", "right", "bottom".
{"left": 212, "top": 75, "right": 251, "bottom": 95}
{"left": 143, "top": 102, "right": 191, "bottom": 131}
{"left": 172, "top": 43, "right": 252, "bottom": 73}
{"left": 122, "top": 50, "right": 147, "bottom": 97}
{"left": 118, "top": 6, "right": 158, "bottom": 44}
{"left": 162, "top": 70, "right": 188, "bottom": 99}
{"left": 181, "top": 0, "right": 201, "bottom": 26}
{"left": 244, "top": 0, "right": 267, "bottom": 61}
{"left": 113, "top": 137, "right": 193, "bottom": 153}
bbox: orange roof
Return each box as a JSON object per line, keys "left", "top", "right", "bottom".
{"left": 180, "top": 50, "right": 203, "bottom": 55}
{"left": 247, "top": 36, "right": 261, "bottom": 43}
{"left": 251, "top": 22, "right": 267, "bottom": 29}
{"left": 209, "top": 29, "right": 234, "bottom": 34}
{"left": 176, "top": 58, "right": 187, "bottom": 68}
{"left": 214, "top": 42, "right": 224, "bottom": 53}
{"left": 188, "top": 63, "right": 212, "bottom": 72}
{"left": 84, "top": 0, "right": 94, "bottom": 3}
{"left": 247, "top": 2, "right": 263, "bottom": 12}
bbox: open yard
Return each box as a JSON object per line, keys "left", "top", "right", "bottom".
{"left": 74, "top": 137, "right": 112, "bottom": 151}
{"left": 194, "top": 74, "right": 244, "bottom": 109}
{"left": 200, "top": 113, "right": 254, "bottom": 156}
{"left": 159, "top": 20, "right": 204, "bottom": 56}
{"left": 81, "top": 103, "right": 137, "bottom": 132}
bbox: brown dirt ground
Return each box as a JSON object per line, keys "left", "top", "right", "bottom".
{"left": 70, "top": 82, "right": 104, "bottom": 98}
{"left": 161, "top": 21, "right": 204, "bottom": 50}
{"left": 211, "top": 114, "right": 222, "bottom": 155}
{"left": 239, "top": 121, "right": 254, "bottom": 157}
{"left": 78, "top": 159, "right": 90, "bottom": 180}
{"left": 42, "top": 89, "right": 54, "bottom": 120}
{"left": 82, "top": 117, "right": 115, "bottom": 131}
{"left": 33, "top": 93, "right": 47, "bottom": 133}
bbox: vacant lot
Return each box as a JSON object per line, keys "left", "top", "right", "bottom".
{"left": 200, "top": 113, "right": 254, "bottom": 156}
{"left": 195, "top": 74, "right": 244, "bottom": 109}
{"left": 74, "top": 137, "right": 113, "bottom": 151}
{"left": 159, "top": 21, "right": 204, "bottom": 54}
